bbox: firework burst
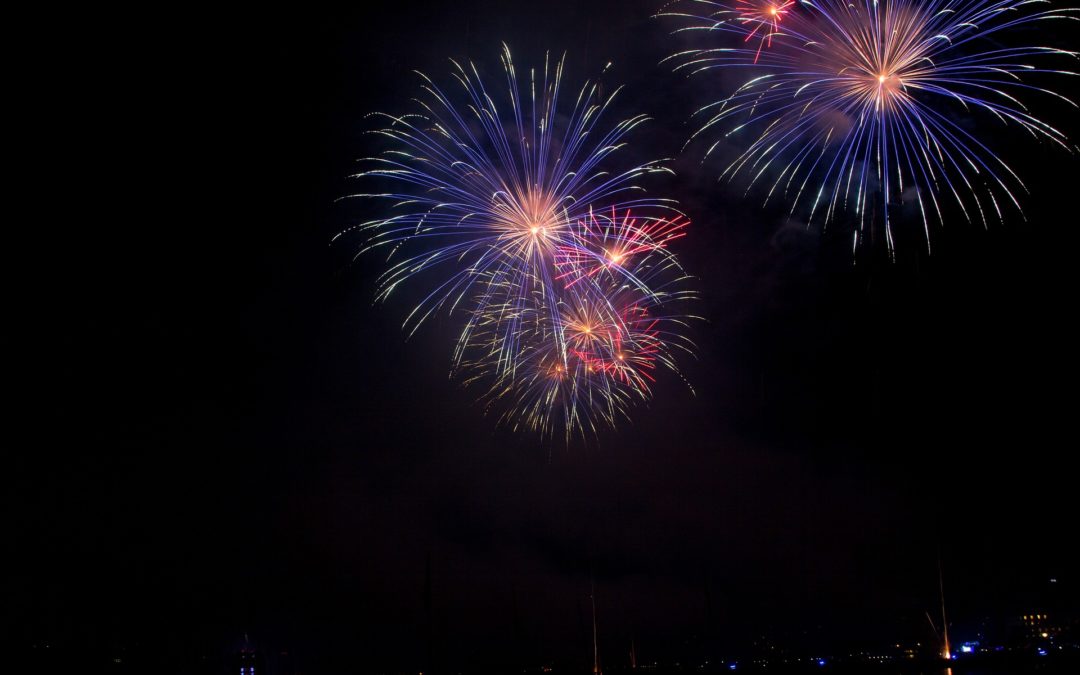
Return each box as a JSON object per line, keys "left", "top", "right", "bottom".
{"left": 338, "top": 44, "right": 675, "bottom": 340}
{"left": 452, "top": 206, "right": 698, "bottom": 441}
{"left": 661, "top": 0, "right": 1078, "bottom": 254}
{"left": 340, "top": 46, "right": 697, "bottom": 440}
{"left": 554, "top": 207, "right": 689, "bottom": 292}
{"left": 660, "top": 0, "right": 798, "bottom": 62}
{"left": 455, "top": 277, "right": 696, "bottom": 441}
{"left": 736, "top": 0, "right": 798, "bottom": 61}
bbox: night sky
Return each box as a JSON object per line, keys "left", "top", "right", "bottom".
{"left": 10, "top": 2, "right": 1080, "bottom": 673}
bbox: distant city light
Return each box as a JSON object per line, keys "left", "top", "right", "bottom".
{"left": 816, "top": 658, "right": 827, "bottom": 667}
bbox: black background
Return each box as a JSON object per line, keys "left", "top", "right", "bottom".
{"left": 9, "top": 2, "right": 1079, "bottom": 672}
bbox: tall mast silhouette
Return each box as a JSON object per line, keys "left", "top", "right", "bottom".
{"left": 590, "top": 578, "right": 601, "bottom": 675}
{"left": 938, "top": 557, "right": 951, "bottom": 660}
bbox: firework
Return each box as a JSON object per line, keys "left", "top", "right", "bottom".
{"left": 452, "top": 203, "right": 697, "bottom": 441}
{"left": 338, "top": 44, "right": 675, "bottom": 341}
{"left": 735, "top": 0, "right": 798, "bottom": 62}
{"left": 661, "top": 0, "right": 1078, "bottom": 254}
{"left": 455, "top": 277, "right": 696, "bottom": 441}
{"left": 660, "top": 0, "right": 797, "bottom": 62}
{"left": 554, "top": 207, "right": 689, "bottom": 292}
{"left": 340, "top": 46, "right": 697, "bottom": 439}
{"left": 452, "top": 210, "right": 698, "bottom": 441}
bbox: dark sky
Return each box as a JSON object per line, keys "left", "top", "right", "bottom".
{"left": 10, "top": 2, "right": 1080, "bottom": 673}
